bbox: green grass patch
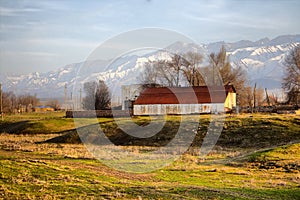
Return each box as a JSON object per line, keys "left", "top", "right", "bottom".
{"left": 0, "top": 113, "right": 300, "bottom": 199}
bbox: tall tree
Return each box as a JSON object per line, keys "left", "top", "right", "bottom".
{"left": 82, "top": 81, "right": 97, "bottom": 110}
{"left": 82, "top": 80, "right": 111, "bottom": 110}
{"left": 208, "top": 46, "right": 246, "bottom": 87}
{"left": 139, "top": 55, "right": 185, "bottom": 87}
{"left": 208, "top": 46, "right": 247, "bottom": 106}
{"left": 183, "top": 51, "right": 205, "bottom": 86}
{"left": 166, "top": 54, "right": 181, "bottom": 87}
{"left": 139, "top": 61, "right": 160, "bottom": 86}
{"left": 244, "top": 86, "right": 254, "bottom": 108}
{"left": 255, "top": 87, "right": 265, "bottom": 107}
{"left": 95, "top": 80, "right": 111, "bottom": 110}
{"left": 282, "top": 45, "right": 300, "bottom": 105}
{"left": 2, "top": 91, "right": 17, "bottom": 113}
{"left": 140, "top": 52, "right": 205, "bottom": 87}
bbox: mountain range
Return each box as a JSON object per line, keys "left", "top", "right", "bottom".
{"left": 1, "top": 34, "right": 300, "bottom": 105}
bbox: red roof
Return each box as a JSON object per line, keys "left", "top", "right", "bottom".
{"left": 134, "top": 85, "right": 235, "bottom": 105}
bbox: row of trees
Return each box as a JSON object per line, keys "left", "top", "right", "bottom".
{"left": 0, "top": 89, "right": 62, "bottom": 114}
{"left": 0, "top": 91, "right": 40, "bottom": 113}
{"left": 139, "top": 46, "right": 261, "bottom": 107}
{"left": 139, "top": 44, "right": 300, "bottom": 107}
{"left": 1, "top": 45, "right": 297, "bottom": 113}
{"left": 81, "top": 46, "right": 272, "bottom": 110}
{"left": 75, "top": 44, "right": 300, "bottom": 111}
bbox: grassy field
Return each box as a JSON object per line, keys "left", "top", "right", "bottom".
{"left": 0, "top": 112, "right": 299, "bottom": 199}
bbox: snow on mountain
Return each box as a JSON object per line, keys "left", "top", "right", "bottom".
{"left": 0, "top": 34, "right": 299, "bottom": 102}
{"left": 227, "top": 41, "right": 299, "bottom": 90}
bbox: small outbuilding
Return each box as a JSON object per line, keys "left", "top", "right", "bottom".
{"left": 133, "top": 85, "right": 236, "bottom": 115}
{"left": 34, "top": 105, "right": 55, "bottom": 112}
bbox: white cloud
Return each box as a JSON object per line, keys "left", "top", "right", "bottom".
{"left": 0, "top": 6, "right": 42, "bottom": 16}
{"left": 183, "top": 13, "right": 277, "bottom": 30}
{"left": 0, "top": 24, "right": 26, "bottom": 32}
{"left": 25, "top": 38, "right": 98, "bottom": 49}
{"left": 17, "top": 51, "right": 58, "bottom": 57}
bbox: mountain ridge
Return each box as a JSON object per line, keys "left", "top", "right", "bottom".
{"left": 1, "top": 34, "right": 299, "bottom": 102}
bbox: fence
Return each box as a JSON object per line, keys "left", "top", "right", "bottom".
{"left": 66, "top": 110, "right": 132, "bottom": 118}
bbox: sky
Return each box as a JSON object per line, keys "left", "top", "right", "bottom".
{"left": 0, "top": 0, "right": 300, "bottom": 74}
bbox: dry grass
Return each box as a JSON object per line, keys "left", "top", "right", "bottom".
{"left": 0, "top": 113, "right": 300, "bottom": 199}
{"left": 0, "top": 133, "right": 93, "bottom": 159}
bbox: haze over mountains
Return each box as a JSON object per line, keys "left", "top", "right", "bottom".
{"left": 1, "top": 34, "right": 299, "bottom": 102}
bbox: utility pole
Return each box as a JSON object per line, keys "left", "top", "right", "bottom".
{"left": 0, "top": 83, "right": 3, "bottom": 121}
{"left": 64, "top": 83, "right": 67, "bottom": 111}
{"left": 79, "top": 88, "right": 82, "bottom": 110}
{"left": 265, "top": 88, "right": 270, "bottom": 106}
{"left": 70, "top": 91, "right": 73, "bottom": 110}
{"left": 253, "top": 83, "right": 257, "bottom": 113}
{"left": 212, "top": 61, "right": 215, "bottom": 85}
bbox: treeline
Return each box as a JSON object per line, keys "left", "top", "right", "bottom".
{"left": 139, "top": 46, "right": 267, "bottom": 107}
{"left": 0, "top": 90, "right": 62, "bottom": 114}
{"left": 0, "top": 91, "right": 39, "bottom": 113}
{"left": 81, "top": 46, "right": 276, "bottom": 110}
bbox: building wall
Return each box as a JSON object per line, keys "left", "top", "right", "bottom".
{"left": 66, "top": 110, "right": 132, "bottom": 118}
{"left": 121, "top": 84, "right": 143, "bottom": 110}
{"left": 34, "top": 107, "right": 55, "bottom": 112}
{"left": 224, "top": 92, "right": 236, "bottom": 110}
{"left": 133, "top": 103, "right": 224, "bottom": 115}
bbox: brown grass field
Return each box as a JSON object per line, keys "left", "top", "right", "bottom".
{"left": 0, "top": 112, "right": 299, "bottom": 199}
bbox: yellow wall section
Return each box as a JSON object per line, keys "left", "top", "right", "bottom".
{"left": 224, "top": 92, "right": 236, "bottom": 109}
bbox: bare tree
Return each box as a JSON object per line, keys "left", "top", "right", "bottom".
{"left": 282, "top": 44, "right": 300, "bottom": 105}
{"left": 82, "top": 81, "right": 97, "bottom": 110}
{"left": 2, "top": 91, "right": 17, "bottom": 113}
{"left": 208, "top": 46, "right": 248, "bottom": 106}
{"left": 269, "top": 93, "right": 279, "bottom": 105}
{"left": 139, "top": 56, "right": 184, "bottom": 87}
{"left": 17, "top": 94, "right": 39, "bottom": 112}
{"left": 241, "top": 84, "right": 264, "bottom": 111}
{"left": 183, "top": 51, "right": 205, "bottom": 86}
{"left": 82, "top": 80, "right": 111, "bottom": 110}
{"left": 156, "top": 60, "right": 177, "bottom": 87}
{"left": 139, "top": 61, "right": 160, "bottom": 86}
{"left": 95, "top": 80, "right": 111, "bottom": 110}
{"left": 255, "top": 87, "right": 265, "bottom": 107}
{"left": 243, "top": 86, "right": 254, "bottom": 108}
{"left": 208, "top": 46, "right": 246, "bottom": 87}
{"left": 165, "top": 55, "right": 181, "bottom": 86}
{"left": 140, "top": 51, "right": 205, "bottom": 87}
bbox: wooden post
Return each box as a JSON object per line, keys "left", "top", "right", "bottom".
{"left": 64, "top": 83, "right": 67, "bottom": 111}
{"left": 253, "top": 83, "right": 256, "bottom": 113}
{"left": 0, "top": 83, "right": 3, "bottom": 121}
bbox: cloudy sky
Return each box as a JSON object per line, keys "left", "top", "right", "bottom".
{"left": 0, "top": 0, "right": 300, "bottom": 74}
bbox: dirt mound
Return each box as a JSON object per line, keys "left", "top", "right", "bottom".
{"left": 43, "top": 121, "right": 180, "bottom": 146}
{"left": 43, "top": 117, "right": 300, "bottom": 149}
{"left": 0, "top": 121, "right": 29, "bottom": 134}
{"left": 43, "top": 129, "right": 82, "bottom": 144}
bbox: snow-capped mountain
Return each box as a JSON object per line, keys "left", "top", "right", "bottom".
{"left": 1, "top": 34, "right": 299, "bottom": 102}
